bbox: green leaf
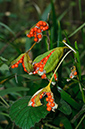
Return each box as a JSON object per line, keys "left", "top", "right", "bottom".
{"left": 57, "top": 86, "right": 81, "bottom": 110}
{"left": 0, "top": 64, "right": 9, "bottom": 71}
{"left": 0, "top": 22, "right": 15, "bottom": 36}
{"left": 74, "top": 41, "right": 81, "bottom": 80}
{"left": 58, "top": 99, "right": 72, "bottom": 115}
{"left": 0, "top": 56, "right": 8, "bottom": 62}
{"left": 9, "top": 96, "right": 49, "bottom": 129}
{"left": 0, "top": 87, "right": 29, "bottom": 96}
{"left": 61, "top": 117, "right": 72, "bottom": 129}
{"left": 68, "top": 23, "right": 85, "bottom": 38}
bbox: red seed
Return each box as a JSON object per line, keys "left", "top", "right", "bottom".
{"left": 19, "top": 59, "right": 23, "bottom": 63}
{"left": 37, "top": 29, "right": 42, "bottom": 33}
{"left": 37, "top": 34, "right": 42, "bottom": 39}
{"left": 36, "top": 23, "right": 40, "bottom": 27}
{"left": 11, "top": 65, "right": 15, "bottom": 68}
{"left": 42, "top": 27, "right": 46, "bottom": 31}
{"left": 46, "top": 102, "right": 50, "bottom": 107}
{"left": 39, "top": 94, "right": 43, "bottom": 99}
{"left": 27, "top": 34, "right": 31, "bottom": 38}
{"left": 46, "top": 97, "right": 49, "bottom": 101}
{"left": 24, "top": 68, "right": 27, "bottom": 72}
{"left": 30, "top": 28, "right": 34, "bottom": 32}
{"left": 15, "top": 64, "right": 18, "bottom": 68}
{"left": 49, "top": 99, "right": 54, "bottom": 103}
{"left": 34, "top": 37, "right": 38, "bottom": 42}
{"left": 39, "top": 21, "right": 43, "bottom": 25}
{"left": 48, "top": 95, "right": 52, "bottom": 99}
{"left": 17, "top": 61, "right": 19, "bottom": 64}
{"left": 41, "top": 74, "right": 46, "bottom": 79}
{"left": 47, "top": 106, "right": 52, "bottom": 111}
{"left": 40, "top": 26, "right": 43, "bottom": 30}
{"left": 45, "top": 26, "right": 49, "bottom": 30}
{"left": 50, "top": 102, "right": 55, "bottom": 107}
{"left": 34, "top": 27, "right": 38, "bottom": 32}
{"left": 39, "top": 67, "right": 43, "bottom": 72}
{"left": 74, "top": 71, "right": 77, "bottom": 76}
{"left": 31, "top": 102, "right": 35, "bottom": 107}
{"left": 46, "top": 92, "right": 51, "bottom": 96}
{"left": 42, "top": 21, "right": 47, "bottom": 26}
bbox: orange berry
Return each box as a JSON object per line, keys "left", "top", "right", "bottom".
{"left": 15, "top": 64, "right": 18, "bottom": 68}
{"left": 34, "top": 27, "right": 38, "bottom": 31}
{"left": 70, "top": 75, "right": 72, "bottom": 78}
{"left": 34, "top": 37, "right": 38, "bottom": 42}
{"left": 39, "top": 67, "right": 43, "bottom": 72}
{"left": 43, "top": 21, "right": 47, "bottom": 26}
{"left": 37, "top": 34, "right": 42, "bottom": 39}
{"left": 30, "top": 31, "right": 33, "bottom": 35}
{"left": 30, "top": 28, "right": 34, "bottom": 32}
{"left": 46, "top": 92, "right": 51, "bottom": 96}
{"left": 24, "top": 68, "right": 27, "bottom": 72}
{"left": 31, "top": 98, "right": 35, "bottom": 103}
{"left": 50, "top": 102, "right": 55, "bottom": 107}
{"left": 27, "top": 34, "right": 31, "bottom": 38}
{"left": 37, "top": 29, "right": 42, "bottom": 33}
{"left": 74, "top": 71, "right": 77, "bottom": 76}
{"left": 46, "top": 97, "right": 49, "bottom": 101}
{"left": 49, "top": 99, "right": 54, "bottom": 103}
{"left": 31, "top": 102, "right": 35, "bottom": 107}
{"left": 45, "top": 56, "right": 49, "bottom": 60}
{"left": 17, "top": 61, "right": 19, "bottom": 64}
{"left": 48, "top": 95, "right": 52, "bottom": 99}
{"left": 41, "top": 74, "right": 46, "bottom": 79}
{"left": 39, "top": 21, "right": 43, "bottom": 25}
{"left": 19, "top": 59, "right": 23, "bottom": 63}
{"left": 47, "top": 106, "right": 52, "bottom": 111}
{"left": 42, "top": 27, "right": 46, "bottom": 31}
{"left": 36, "top": 23, "right": 40, "bottom": 27}
{"left": 46, "top": 103, "right": 50, "bottom": 107}
{"left": 45, "top": 26, "right": 49, "bottom": 30}
{"left": 11, "top": 65, "right": 15, "bottom": 68}
{"left": 34, "top": 63, "right": 39, "bottom": 67}
{"left": 40, "top": 26, "right": 43, "bottom": 30}
{"left": 39, "top": 94, "right": 43, "bottom": 99}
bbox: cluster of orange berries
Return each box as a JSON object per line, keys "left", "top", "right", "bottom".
{"left": 39, "top": 92, "right": 55, "bottom": 111}
{"left": 27, "top": 21, "right": 49, "bottom": 42}
{"left": 11, "top": 55, "right": 28, "bottom": 73}
{"left": 30, "top": 95, "right": 37, "bottom": 107}
{"left": 33, "top": 50, "right": 55, "bottom": 79}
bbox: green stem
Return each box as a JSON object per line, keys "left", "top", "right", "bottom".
{"left": 75, "top": 114, "right": 85, "bottom": 129}
{"left": 48, "top": 50, "right": 72, "bottom": 86}
{"left": 79, "top": 83, "right": 85, "bottom": 103}
{"left": 0, "top": 101, "right": 7, "bottom": 108}
{"left": 0, "top": 112, "right": 9, "bottom": 117}
{"left": 0, "top": 96, "right": 10, "bottom": 108}
{"left": 45, "top": 123, "right": 60, "bottom": 129}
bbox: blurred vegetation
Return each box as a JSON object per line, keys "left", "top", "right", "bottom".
{"left": 0, "top": 0, "right": 85, "bottom": 129}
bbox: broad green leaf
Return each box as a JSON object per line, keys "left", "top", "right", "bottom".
{"left": 24, "top": 53, "right": 34, "bottom": 73}
{"left": 61, "top": 117, "right": 72, "bottom": 129}
{"left": 58, "top": 99, "right": 72, "bottom": 115}
{"left": 0, "top": 22, "right": 15, "bottom": 36}
{"left": 0, "top": 87, "right": 29, "bottom": 96}
{"left": 57, "top": 86, "right": 81, "bottom": 110}
{"left": 0, "top": 64, "right": 9, "bottom": 71}
{"left": 9, "top": 96, "right": 49, "bottom": 129}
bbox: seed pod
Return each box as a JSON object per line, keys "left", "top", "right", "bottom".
{"left": 10, "top": 53, "right": 25, "bottom": 67}
{"left": 24, "top": 53, "right": 34, "bottom": 73}
{"left": 33, "top": 47, "right": 66, "bottom": 73}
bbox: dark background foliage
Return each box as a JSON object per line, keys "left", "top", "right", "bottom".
{"left": 0, "top": 0, "right": 85, "bottom": 129}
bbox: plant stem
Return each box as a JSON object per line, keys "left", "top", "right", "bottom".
{"left": 45, "top": 123, "right": 60, "bottom": 129}
{"left": 75, "top": 114, "right": 85, "bottom": 129}
{"left": 0, "top": 112, "right": 9, "bottom": 117}
{"left": 0, "top": 96, "right": 9, "bottom": 108}
{"left": 48, "top": 50, "right": 72, "bottom": 86}
{"left": 0, "top": 101, "right": 7, "bottom": 108}
{"left": 79, "top": 83, "right": 85, "bottom": 103}
{"left": 26, "top": 42, "right": 36, "bottom": 53}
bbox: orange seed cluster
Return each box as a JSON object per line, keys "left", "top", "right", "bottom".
{"left": 33, "top": 50, "right": 55, "bottom": 79}
{"left": 11, "top": 55, "right": 28, "bottom": 73}
{"left": 31, "top": 95, "right": 37, "bottom": 107}
{"left": 27, "top": 21, "right": 49, "bottom": 43}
